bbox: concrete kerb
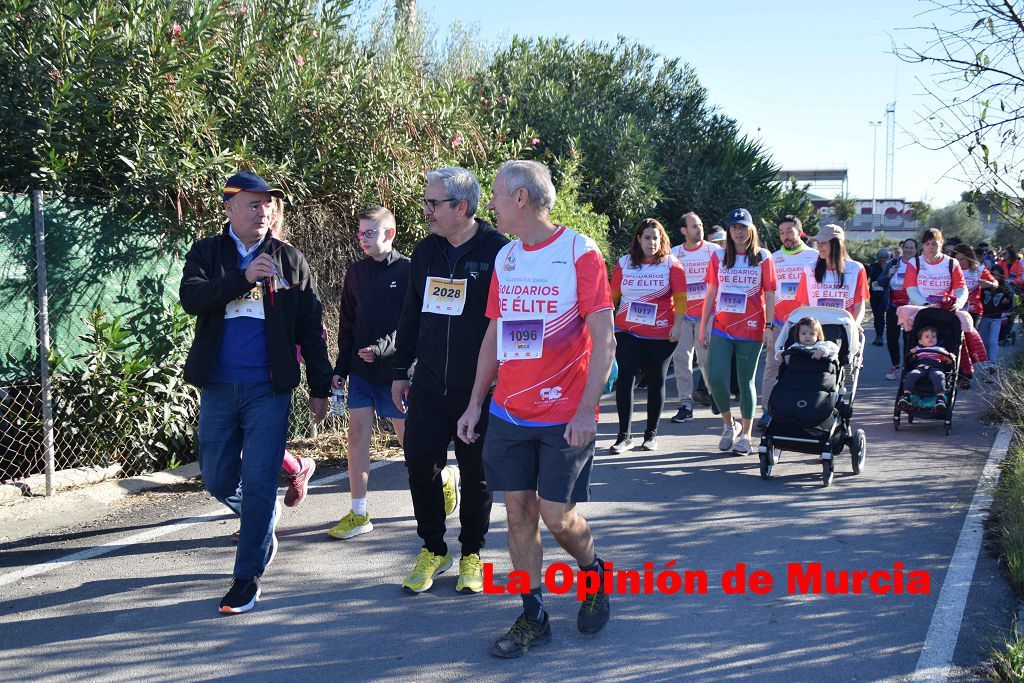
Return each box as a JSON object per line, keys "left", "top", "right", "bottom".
{"left": 0, "top": 461, "right": 202, "bottom": 545}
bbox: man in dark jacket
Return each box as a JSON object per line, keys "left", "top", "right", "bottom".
{"left": 391, "top": 166, "right": 509, "bottom": 594}
{"left": 180, "top": 171, "right": 331, "bottom": 615}
{"left": 326, "top": 206, "right": 411, "bottom": 541}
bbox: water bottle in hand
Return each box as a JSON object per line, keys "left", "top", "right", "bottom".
{"left": 331, "top": 387, "right": 345, "bottom": 417}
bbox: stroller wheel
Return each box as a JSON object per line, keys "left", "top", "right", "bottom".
{"left": 759, "top": 451, "right": 773, "bottom": 480}
{"left": 850, "top": 429, "right": 866, "bottom": 475}
{"left": 821, "top": 458, "right": 834, "bottom": 487}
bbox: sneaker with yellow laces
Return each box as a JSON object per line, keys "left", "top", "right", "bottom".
{"left": 441, "top": 465, "right": 460, "bottom": 518}
{"left": 327, "top": 511, "right": 373, "bottom": 540}
{"left": 456, "top": 553, "right": 484, "bottom": 593}
{"left": 402, "top": 548, "right": 453, "bottom": 593}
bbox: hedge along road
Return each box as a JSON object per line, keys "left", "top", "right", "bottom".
{"left": 0, "top": 336, "right": 1015, "bottom": 681}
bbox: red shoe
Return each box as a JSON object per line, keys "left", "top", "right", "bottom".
{"left": 284, "top": 457, "right": 316, "bottom": 508}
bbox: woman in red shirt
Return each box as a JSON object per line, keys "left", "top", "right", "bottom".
{"left": 699, "top": 208, "right": 776, "bottom": 457}
{"left": 952, "top": 244, "right": 997, "bottom": 325}
{"left": 610, "top": 218, "right": 687, "bottom": 453}
{"left": 794, "top": 224, "right": 869, "bottom": 322}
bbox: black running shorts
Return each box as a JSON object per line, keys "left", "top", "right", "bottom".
{"left": 483, "top": 414, "right": 594, "bottom": 503}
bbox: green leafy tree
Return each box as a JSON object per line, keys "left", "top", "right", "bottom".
{"left": 830, "top": 194, "right": 858, "bottom": 226}
{"left": 760, "top": 178, "right": 821, "bottom": 250}
{"left": 479, "top": 37, "right": 780, "bottom": 252}
{"left": 927, "top": 201, "right": 985, "bottom": 245}
{"left": 908, "top": 200, "right": 933, "bottom": 223}
{"left": 897, "top": 0, "right": 1024, "bottom": 236}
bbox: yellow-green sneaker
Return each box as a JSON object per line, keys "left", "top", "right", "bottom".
{"left": 327, "top": 511, "right": 373, "bottom": 540}
{"left": 442, "top": 464, "right": 460, "bottom": 518}
{"left": 456, "top": 553, "right": 484, "bottom": 593}
{"left": 402, "top": 548, "right": 453, "bottom": 593}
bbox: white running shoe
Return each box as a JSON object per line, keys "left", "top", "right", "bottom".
{"left": 732, "top": 434, "right": 751, "bottom": 456}
{"left": 610, "top": 434, "right": 635, "bottom": 454}
{"left": 718, "top": 422, "right": 741, "bottom": 451}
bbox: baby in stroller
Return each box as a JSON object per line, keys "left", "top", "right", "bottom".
{"left": 786, "top": 317, "right": 840, "bottom": 362}
{"left": 898, "top": 326, "right": 955, "bottom": 412}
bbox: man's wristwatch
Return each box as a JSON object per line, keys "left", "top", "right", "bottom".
{"left": 765, "top": 322, "right": 775, "bottom": 330}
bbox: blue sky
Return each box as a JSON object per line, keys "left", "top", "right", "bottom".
{"left": 360, "top": 0, "right": 968, "bottom": 207}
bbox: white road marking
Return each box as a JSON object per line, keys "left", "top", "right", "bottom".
{"left": 913, "top": 424, "right": 1013, "bottom": 682}
{"left": 0, "top": 460, "right": 394, "bottom": 588}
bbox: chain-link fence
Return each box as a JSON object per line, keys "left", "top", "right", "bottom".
{"left": 0, "top": 191, "right": 193, "bottom": 492}
{"left": 0, "top": 191, "right": 364, "bottom": 496}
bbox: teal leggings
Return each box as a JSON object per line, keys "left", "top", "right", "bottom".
{"left": 708, "top": 334, "right": 762, "bottom": 420}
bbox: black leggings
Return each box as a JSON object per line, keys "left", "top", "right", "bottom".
{"left": 614, "top": 332, "right": 675, "bottom": 435}
{"left": 886, "top": 307, "right": 903, "bottom": 366}
{"left": 870, "top": 293, "right": 886, "bottom": 338}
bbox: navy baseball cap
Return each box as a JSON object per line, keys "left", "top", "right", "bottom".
{"left": 222, "top": 171, "right": 284, "bottom": 202}
{"left": 726, "top": 208, "right": 754, "bottom": 228}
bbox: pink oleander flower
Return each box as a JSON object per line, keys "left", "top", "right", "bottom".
{"left": 529, "top": 137, "right": 541, "bottom": 146}
{"left": 165, "top": 72, "right": 175, "bottom": 84}
{"left": 295, "top": 55, "right": 305, "bottom": 67}
{"left": 451, "top": 134, "right": 463, "bottom": 148}
{"left": 239, "top": 4, "right": 247, "bottom": 14}
{"left": 481, "top": 97, "right": 490, "bottom": 105}
{"left": 171, "top": 23, "right": 182, "bottom": 39}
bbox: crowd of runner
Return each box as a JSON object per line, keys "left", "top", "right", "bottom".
{"left": 179, "top": 164, "right": 1021, "bottom": 658}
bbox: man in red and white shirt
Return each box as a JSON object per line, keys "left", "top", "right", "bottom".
{"left": 669, "top": 212, "right": 716, "bottom": 422}
{"left": 457, "top": 160, "right": 615, "bottom": 657}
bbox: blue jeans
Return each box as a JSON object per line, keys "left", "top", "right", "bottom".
{"left": 198, "top": 382, "right": 292, "bottom": 580}
{"left": 978, "top": 316, "right": 1001, "bottom": 365}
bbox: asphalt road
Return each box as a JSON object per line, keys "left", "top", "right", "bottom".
{"left": 0, "top": 335, "right": 1015, "bottom": 682}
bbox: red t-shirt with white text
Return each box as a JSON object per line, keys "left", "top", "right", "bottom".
{"left": 904, "top": 255, "right": 966, "bottom": 303}
{"left": 486, "top": 226, "right": 613, "bottom": 426}
{"left": 705, "top": 248, "right": 776, "bottom": 341}
{"left": 612, "top": 254, "right": 686, "bottom": 339}
{"left": 671, "top": 241, "right": 716, "bottom": 320}
{"left": 795, "top": 259, "right": 869, "bottom": 316}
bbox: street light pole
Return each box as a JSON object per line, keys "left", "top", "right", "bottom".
{"left": 869, "top": 121, "right": 882, "bottom": 217}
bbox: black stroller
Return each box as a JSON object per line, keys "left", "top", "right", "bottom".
{"left": 892, "top": 307, "right": 963, "bottom": 436}
{"left": 758, "top": 306, "right": 867, "bottom": 487}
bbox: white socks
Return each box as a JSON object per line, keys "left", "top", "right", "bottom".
{"left": 352, "top": 497, "right": 367, "bottom": 517}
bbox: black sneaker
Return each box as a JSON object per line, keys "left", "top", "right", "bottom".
{"left": 577, "top": 565, "right": 610, "bottom": 635}
{"left": 670, "top": 405, "right": 693, "bottom": 423}
{"left": 219, "top": 577, "right": 260, "bottom": 615}
{"left": 710, "top": 396, "right": 721, "bottom": 415}
{"left": 490, "top": 612, "right": 552, "bottom": 658}
{"left": 692, "top": 388, "right": 713, "bottom": 406}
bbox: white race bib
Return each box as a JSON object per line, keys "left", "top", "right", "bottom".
{"left": 625, "top": 301, "right": 657, "bottom": 325}
{"left": 816, "top": 297, "right": 845, "bottom": 310}
{"left": 778, "top": 281, "right": 799, "bottom": 302}
{"left": 422, "top": 277, "right": 467, "bottom": 316}
{"left": 498, "top": 319, "right": 544, "bottom": 360}
{"left": 718, "top": 290, "right": 747, "bottom": 314}
{"left": 225, "top": 285, "right": 265, "bottom": 320}
{"left": 686, "top": 282, "right": 707, "bottom": 301}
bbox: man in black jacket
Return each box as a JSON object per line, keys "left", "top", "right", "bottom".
{"left": 326, "top": 206, "right": 412, "bottom": 541}
{"left": 391, "top": 166, "right": 509, "bottom": 594}
{"left": 180, "top": 171, "right": 331, "bottom": 615}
